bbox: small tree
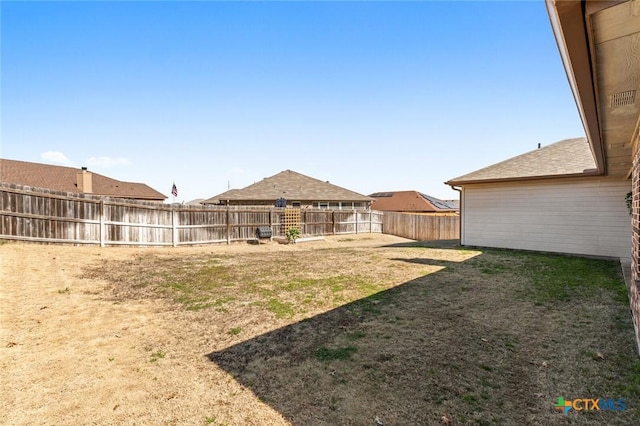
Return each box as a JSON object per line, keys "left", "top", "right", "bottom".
{"left": 285, "top": 227, "right": 300, "bottom": 244}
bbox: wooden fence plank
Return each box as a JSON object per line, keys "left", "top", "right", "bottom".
{"left": 382, "top": 211, "right": 459, "bottom": 241}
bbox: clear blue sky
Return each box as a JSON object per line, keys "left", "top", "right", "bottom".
{"left": 1, "top": 1, "right": 584, "bottom": 203}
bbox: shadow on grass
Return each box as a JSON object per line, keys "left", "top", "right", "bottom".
{"left": 390, "top": 257, "right": 462, "bottom": 268}
{"left": 207, "top": 254, "right": 558, "bottom": 424}
{"left": 207, "top": 249, "right": 639, "bottom": 425}
{"left": 381, "top": 239, "right": 461, "bottom": 249}
{"left": 208, "top": 275, "right": 478, "bottom": 425}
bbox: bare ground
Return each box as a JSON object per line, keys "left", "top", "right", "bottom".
{"left": 1, "top": 234, "right": 638, "bottom": 425}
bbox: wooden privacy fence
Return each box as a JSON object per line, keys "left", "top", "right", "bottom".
{"left": 382, "top": 211, "right": 460, "bottom": 241}
{"left": 0, "top": 184, "right": 383, "bottom": 246}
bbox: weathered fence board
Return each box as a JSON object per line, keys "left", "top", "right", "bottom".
{"left": 0, "top": 183, "right": 384, "bottom": 246}
{"left": 382, "top": 211, "right": 459, "bottom": 241}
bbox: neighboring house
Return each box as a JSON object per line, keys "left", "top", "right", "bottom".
{"left": 203, "top": 169, "right": 372, "bottom": 209}
{"left": 544, "top": 0, "right": 640, "bottom": 350}
{"left": 0, "top": 158, "right": 166, "bottom": 202}
{"left": 369, "top": 191, "right": 458, "bottom": 214}
{"left": 185, "top": 198, "right": 206, "bottom": 206}
{"left": 446, "top": 138, "right": 631, "bottom": 258}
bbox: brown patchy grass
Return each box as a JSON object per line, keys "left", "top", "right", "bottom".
{"left": 2, "top": 234, "right": 640, "bottom": 425}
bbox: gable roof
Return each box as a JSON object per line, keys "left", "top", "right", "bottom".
{"left": 203, "top": 170, "right": 372, "bottom": 203}
{"left": 445, "top": 137, "right": 598, "bottom": 186}
{"left": 0, "top": 158, "right": 166, "bottom": 201}
{"left": 369, "top": 191, "right": 458, "bottom": 212}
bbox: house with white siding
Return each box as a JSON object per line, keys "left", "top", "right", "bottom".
{"left": 445, "top": 137, "right": 631, "bottom": 259}
{"left": 443, "top": 0, "right": 640, "bottom": 357}
{"left": 545, "top": 0, "right": 640, "bottom": 353}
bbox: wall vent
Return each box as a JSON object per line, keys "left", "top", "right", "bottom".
{"left": 609, "top": 90, "right": 636, "bottom": 108}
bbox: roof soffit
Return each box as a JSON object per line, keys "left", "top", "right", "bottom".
{"left": 590, "top": 0, "right": 640, "bottom": 176}
{"left": 547, "top": 0, "right": 640, "bottom": 176}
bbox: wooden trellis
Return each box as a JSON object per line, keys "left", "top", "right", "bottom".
{"left": 283, "top": 208, "right": 301, "bottom": 234}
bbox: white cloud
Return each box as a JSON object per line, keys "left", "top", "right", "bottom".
{"left": 86, "top": 156, "right": 131, "bottom": 168}
{"left": 40, "top": 151, "right": 73, "bottom": 165}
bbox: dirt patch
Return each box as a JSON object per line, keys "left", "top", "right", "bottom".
{"left": 1, "top": 234, "right": 639, "bottom": 425}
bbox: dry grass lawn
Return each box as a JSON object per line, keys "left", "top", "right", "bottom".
{"left": 1, "top": 233, "right": 639, "bottom": 425}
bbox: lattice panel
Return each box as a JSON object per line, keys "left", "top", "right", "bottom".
{"left": 283, "top": 208, "right": 301, "bottom": 234}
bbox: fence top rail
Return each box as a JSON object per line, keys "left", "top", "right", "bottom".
{"left": 1, "top": 183, "right": 170, "bottom": 208}
{"left": 1, "top": 184, "right": 104, "bottom": 204}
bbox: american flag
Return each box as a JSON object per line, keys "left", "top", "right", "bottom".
{"left": 171, "top": 183, "right": 178, "bottom": 197}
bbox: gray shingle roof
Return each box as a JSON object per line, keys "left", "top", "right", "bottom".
{"left": 204, "top": 170, "right": 371, "bottom": 203}
{"left": 445, "top": 137, "right": 598, "bottom": 185}
{"left": 0, "top": 158, "right": 167, "bottom": 200}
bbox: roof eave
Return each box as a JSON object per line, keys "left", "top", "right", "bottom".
{"left": 445, "top": 169, "right": 602, "bottom": 186}
{"left": 545, "top": 0, "right": 607, "bottom": 174}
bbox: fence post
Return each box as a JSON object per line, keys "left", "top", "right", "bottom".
{"left": 369, "top": 211, "right": 372, "bottom": 234}
{"left": 99, "top": 200, "right": 106, "bottom": 247}
{"left": 355, "top": 210, "right": 358, "bottom": 234}
{"left": 171, "top": 208, "right": 178, "bottom": 247}
{"left": 226, "top": 206, "right": 230, "bottom": 244}
{"left": 332, "top": 210, "right": 336, "bottom": 235}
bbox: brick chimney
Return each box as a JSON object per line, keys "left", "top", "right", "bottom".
{"left": 76, "top": 167, "right": 93, "bottom": 193}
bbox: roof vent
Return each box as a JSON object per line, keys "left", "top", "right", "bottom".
{"left": 609, "top": 90, "right": 636, "bottom": 108}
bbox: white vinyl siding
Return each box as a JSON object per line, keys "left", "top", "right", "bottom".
{"left": 461, "top": 177, "right": 631, "bottom": 259}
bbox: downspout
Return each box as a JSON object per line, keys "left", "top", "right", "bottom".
{"left": 450, "top": 185, "right": 463, "bottom": 245}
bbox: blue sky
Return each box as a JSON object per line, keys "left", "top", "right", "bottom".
{"left": 1, "top": 1, "right": 584, "bottom": 203}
